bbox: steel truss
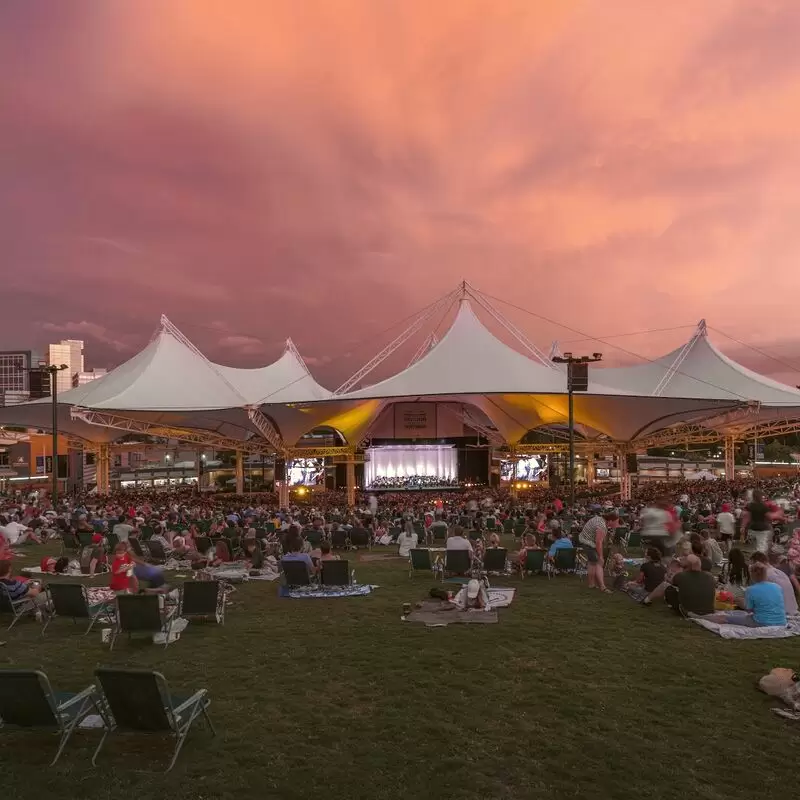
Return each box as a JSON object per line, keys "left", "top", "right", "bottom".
{"left": 465, "top": 283, "right": 555, "bottom": 367}
{"left": 287, "top": 446, "right": 360, "bottom": 459}
{"left": 630, "top": 424, "right": 722, "bottom": 451}
{"left": 334, "top": 288, "right": 461, "bottom": 395}
{"left": 71, "top": 409, "right": 267, "bottom": 455}
{"left": 246, "top": 407, "right": 286, "bottom": 454}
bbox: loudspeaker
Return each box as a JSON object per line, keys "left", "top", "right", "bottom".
{"left": 325, "top": 471, "right": 336, "bottom": 490}
{"left": 568, "top": 362, "right": 589, "bottom": 392}
{"left": 274, "top": 458, "right": 286, "bottom": 481}
{"left": 625, "top": 453, "right": 638, "bottom": 473}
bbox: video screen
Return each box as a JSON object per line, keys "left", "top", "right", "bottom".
{"left": 500, "top": 455, "right": 548, "bottom": 482}
{"left": 287, "top": 458, "right": 325, "bottom": 486}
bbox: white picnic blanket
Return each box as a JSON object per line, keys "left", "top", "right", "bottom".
{"left": 691, "top": 617, "right": 800, "bottom": 640}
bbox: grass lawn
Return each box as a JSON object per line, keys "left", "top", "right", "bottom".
{"left": 2, "top": 543, "right": 799, "bottom": 800}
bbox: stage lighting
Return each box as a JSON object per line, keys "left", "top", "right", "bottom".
{"left": 295, "top": 487, "right": 307, "bottom": 496}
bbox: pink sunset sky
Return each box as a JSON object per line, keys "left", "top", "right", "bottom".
{"left": 3, "top": 0, "right": 800, "bottom": 388}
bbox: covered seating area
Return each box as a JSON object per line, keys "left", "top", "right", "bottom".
{"left": 3, "top": 284, "right": 800, "bottom": 502}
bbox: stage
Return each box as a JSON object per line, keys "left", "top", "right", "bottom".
{"left": 365, "top": 444, "right": 458, "bottom": 489}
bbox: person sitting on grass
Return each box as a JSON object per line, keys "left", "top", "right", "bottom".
{"left": 516, "top": 532, "right": 540, "bottom": 572}
{"left": 547, "top": 529, "right": 573, "bottom": 560}
{"left": 396, "top": 522, "right": 418, "bottom": 558}
{"left": 697, "top": 562, "right": 786, "bottom": 627}
{"left": 664, "top": 554, "right": 716, "bottom": 616}
{"left": 170, "top": 536, "right": 206, "bottom": 568}
{"left": 642, "top": 539, "right": 692, "bottom": 606}
{"left": 281, "top": 533, "right": 316, "bottom": 577}
{"left": 243, "top": 537, "right": 264, "bottom": 570}
{"left": 79, "top": 533, "right": 107, "bottom": 575}
{"left": 750, "top": 551, "right": 798, "bottom": 616}
{"left": 623, "top": 548, "right": 666, "bottom": 601}
{"left": 0, "top": 558, "right": 48, "bottom": 618}
{"left": 727, "top": 547, "right": 749, "bottom": 586}
{"left": 318, "top": 541, "right": 339, "bottom": 562}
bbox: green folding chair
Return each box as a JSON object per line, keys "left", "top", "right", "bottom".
{"left": 0, "top": 669, "right": 105, "bottom": 765}
{"left": 93, "top": 669, "right": 215, "bottom": 773}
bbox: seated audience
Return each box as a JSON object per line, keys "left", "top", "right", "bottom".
{"left": 446, "top": 525, "right": 473, "bottom": 556}
{"left": 547, "top": 530, "right": 574, "bottom": 559}
{"left": 0, "top": 558, "right": 48, "bottom": 612}
{"left": 701, "top": 562, "right": 787, "bottom": 627}
{"left": 281, "top": 536, "right": 316, "bottom": 576}
{"left": 318, "top": 541, "right": 339, "bottom": 562}
{"left": 750, "top": 551, "right": 798, "bottom": 616}
{"left": 665, "top": 554, "right": 716, "bottom": 615}
{"left": 397, "top": 522, "right": 419, "bottom": 558}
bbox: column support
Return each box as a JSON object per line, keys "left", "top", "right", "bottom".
{"left": 724, "top": 436, "right": 736, "bottom": 479}
{"left": 235, "top": 450, "right": 244, "bottom": 494}
{"left": 346, "top": 455, "right": 356, "bottom": 509}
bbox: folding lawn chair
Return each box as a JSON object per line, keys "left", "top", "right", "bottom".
{"left": 349, "top": 528, "right": 370, "bottom": 549}
{"left": 179, "top": 580, "right": 226, "bottom": 625}
{"left": 0, "top": 669, "right": 105, "bottom": 766}
{"left": 129, "top": 537, "right": 146, "bottom": 558}
{"left": 76, "top": 531, "right": 95, "bottom": 548}
{"left": 213, "top": 539, "right": 233, "bottom": 563}
{"left": 482, "top": 548, "right": 507, "bottom": 574}
{"left": 105, "top": 532, "right": 119, "bottom": 551}
{"left": 60, "top": 530, "right": 82, "bottom": 557}
{"left": 93, "top": 668, "right": 215, "bottom": 773}
{"left": 281, "top": 559, "right": 313, "bottom": 586}
{"left": 0, "top": 582, "right": 39, "bottom": 630}
{"left": 195, "top": 536, "right": 212, "bottom": 556}
{"left": 109, "top": 594, "right": 178, "bottom": 651}
{"left": 304, "top": 528, "right": 324, "bottom": 547}
{"left": 321, "top": 559, "right": 350, "bottom": 586}
{"left": 42, "top": 583, "right": 112, "bottom": 637}
{"left": 409, "top": 548, "right": 439, "bottom": 579}
{"left": 139, "top": 526, "right": 155, "bottom": 542}
{"left": 331, "top": 529, "right": 349, "bottom": 549}
{"left": 389, "top": 526, "right": 403, "bottom": 542}
{"left": 145, "top": 539, "right": 167, "bottom": 564}
{"left": 521, "top": 549, "right": 545, "bottom": 577}
{"left": 444, "top": 549, "right": 472, "bottom": 577}
{"left": 623, "top": 532, "right": 641, "bottom": 552}
{"left": 548, "top": 547, "right": 578, "bottom": 578}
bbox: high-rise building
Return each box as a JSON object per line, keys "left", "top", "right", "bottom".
{"left": 47, "top": 339, "right": 84, "bottom": 393}
{"left": 0, "top": 350, "right": 31, "bottom": 406}
{"left": 72, "top": 368, "right": 107, "bottom": 387}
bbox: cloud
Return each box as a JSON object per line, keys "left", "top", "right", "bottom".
{"left": 39, "top": 321, "right": 139, "bottom": 357}
{"left": 2, "top": 0, "right": 800, "bottom": 387}
{"left": 217, "top": 335, "right": 265, "bottom": 356}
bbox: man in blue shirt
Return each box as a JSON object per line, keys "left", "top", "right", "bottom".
{"left": 548, "top": 530, "right": 574, "bottom": 559}
{"left": 700, "top": 562, "right": 787, "bottom": 627}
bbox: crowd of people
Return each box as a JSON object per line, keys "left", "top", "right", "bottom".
{"left": 368, "top": 475, "right": 461, "bottom": 489}
{"left": 1, "top": 474, "right": 799, "bottom": 627}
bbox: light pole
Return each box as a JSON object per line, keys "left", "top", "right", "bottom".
{"left": 21, "top": 362, "right": 69, "bottom": 507}
{"left": 551, "top": 352, "right": 602, "bottom": 509}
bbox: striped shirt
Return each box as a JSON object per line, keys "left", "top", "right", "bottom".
{"left": 578, "top": 516, "right": 607, "bottom": 550}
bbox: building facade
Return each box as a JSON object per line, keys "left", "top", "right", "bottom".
{"left": 73, "top": 368, "right": 107, "bottom": 387}
{"left": 47, "top": 339, "right": 84, "bottom": 392}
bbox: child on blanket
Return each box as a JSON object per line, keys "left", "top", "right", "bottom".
{"left": 696, "top": 562, "right": 787, "bottom": 628}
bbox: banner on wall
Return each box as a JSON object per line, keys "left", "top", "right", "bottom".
{"left": 394, "top": 403, "right": 436, "bottom": 438}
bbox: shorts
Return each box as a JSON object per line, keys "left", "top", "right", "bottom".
{"left": 584, "top": 546, "right": 599, "bottom": 564}
{"left": 720, "top": 533, "right": 733, "bottom": 541}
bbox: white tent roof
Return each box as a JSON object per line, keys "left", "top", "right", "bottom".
{"left": 596, "top": 324, "right": 800, "bottom": 406}
{"left": 339, "top": 299, "right": 624, "bottom": 400}
{"left": 213, "top": 341, "right": 332, "bottom": 405}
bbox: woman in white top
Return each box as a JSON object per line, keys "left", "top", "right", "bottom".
{"left": 397, "top": 522, "right": 418, "bottom": 558}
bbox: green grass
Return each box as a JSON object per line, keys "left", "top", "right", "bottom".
{"left": 2, "top": 544, "right": 799, "bottom": 800}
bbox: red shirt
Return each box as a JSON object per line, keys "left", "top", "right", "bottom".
{"left": 109, "top": 553, "right": 133, "bottom": 591}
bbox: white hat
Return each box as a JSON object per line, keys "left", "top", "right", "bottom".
{"left": 466, "top": 579, "right": 480, "bottom": 599}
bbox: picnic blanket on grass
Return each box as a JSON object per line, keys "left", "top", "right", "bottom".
{"left": 279, "top": 583, "right": 375, "bottom": 599}
{"left": 202, "top": 564, "right": 279, "bottom": 583}
{"left": 405, "top": 600, "right": 498, "bottom": 626}
{"left": 691, "top": 617, "right": 800, "bottom": 639}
